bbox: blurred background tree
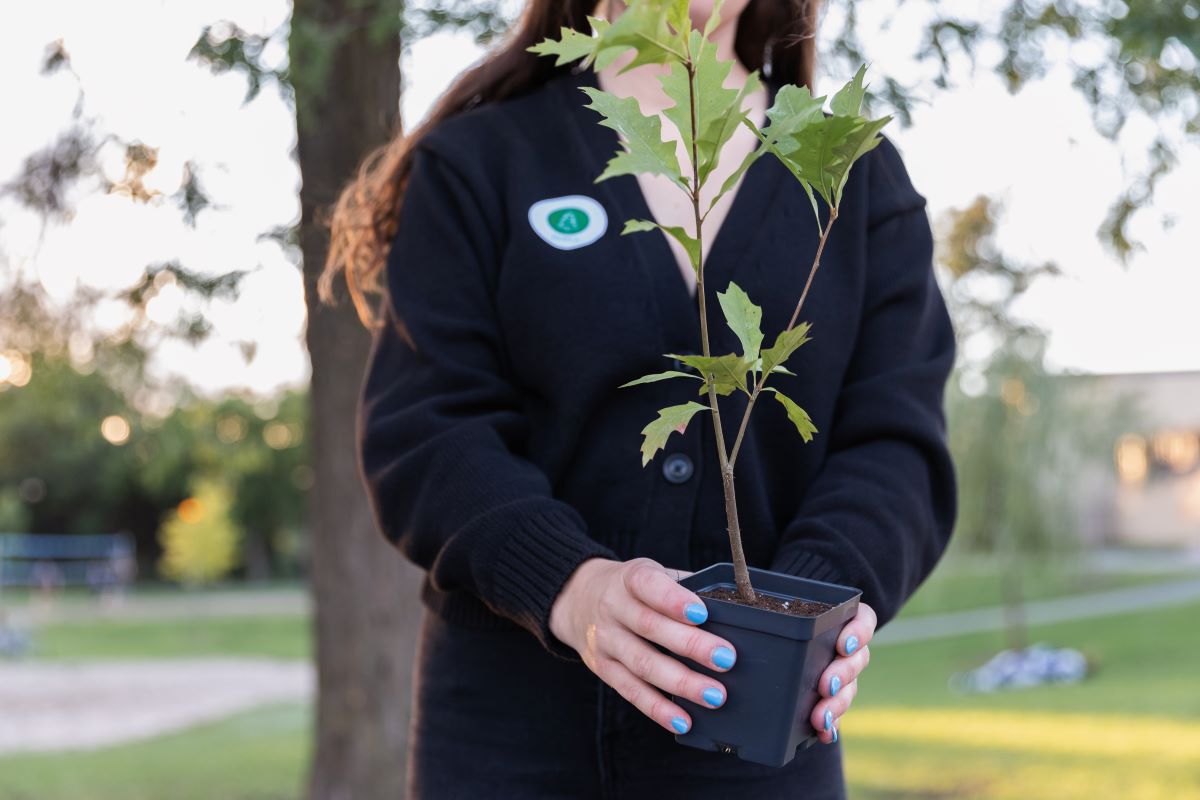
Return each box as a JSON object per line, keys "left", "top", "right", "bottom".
{"left": 934, "top": 195, "right": 1138, "bottom": 650}
{"left": 0, "top": 274, "right": 311, "bottom": 580}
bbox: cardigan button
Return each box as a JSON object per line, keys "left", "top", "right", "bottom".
{"left": 662, "top": 453, "right": 694, "bottom": 484}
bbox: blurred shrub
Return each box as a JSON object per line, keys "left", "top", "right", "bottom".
{"left": 158, "top": 477, "right": 240, "bottom": 585}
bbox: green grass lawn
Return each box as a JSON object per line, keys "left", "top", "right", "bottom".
{"left": 27, "top": 614, "right": 310, "bottom": 660}
{"left": 844, "top": 599, "right": 1200, "bottom": 799}
{"left": 0, "top": 704, "right": 310, "bottom": 800}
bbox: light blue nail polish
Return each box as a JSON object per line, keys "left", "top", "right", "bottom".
{"left": 846, "top": 635, "right": 859, "bottom": 655}
{"left": 702, "top": 687, "right": 725, "bottom": 707}
{"left": 671, "top": 716, "right": 689, "bottom": 734}
{"left": 685, "top": 603, "right": 708, "bottom": 624}
{"left": 824, "top": 708, "right": 832, "bottom": 731}
{"left": 830, "top": 675, "right": 841, "bottom": 696}
{"left": 832, "top": 725, "right": 838, "bottom": 743}
{"left": 712, "top": 646, "right": 736, "bottom": 669}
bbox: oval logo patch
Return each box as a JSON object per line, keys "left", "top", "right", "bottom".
{"left": 528, "top": 195, "right": 607, "bottom": 250}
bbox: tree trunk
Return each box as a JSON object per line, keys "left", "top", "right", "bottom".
{"left": 290, "top": 2, "right": 423, "bottom": 797}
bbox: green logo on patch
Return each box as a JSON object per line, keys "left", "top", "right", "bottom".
{"left": 528, "top": 195, "right": 607, "bottom": 250}
{"left": 549, "top": 208, "right": 589, "bottom": 234}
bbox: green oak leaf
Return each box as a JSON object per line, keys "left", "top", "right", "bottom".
{"left": 763, "top": 387, "right": 818, "bottom": 442}
{"left": 665, "top": 0, "right": 691, "bottom": 40}
{"left": 592, "top": 0, "right": 687, "bottom": 73}
{"left": 622, "top": 218, "right": 700, "bottom": 272}
{"left": 661, "top": 37, "right": 739, "bottom": 176}
{"left": 716, "top": 281, "right": 763, "bottom": 363}
{"left": 586, "top": 17, "right": 631, "bottom": 71}
{"left": 830, "top": 63, "right": 870, "bottom": 116}
{"left": 760, "top": 322, "right": 813, "bottom": 375}
{"left": 526, "top": 26, "right": 597, "bottom": 66}
{"left": 775, "top": 114, "right": 890, "bottom": 213}
{"left": 765, "top": 67, "right": 890, "bottom": 214}
{"left": 619, "top": 369, "right": 702, "bottom": 388}
{"left": 580, "top": 87, "right": 687, "bottom": 190}
{"left": 697, "top": 69, "right": 762, "bottom": 187}
{"left": 751, "top": 359, "right": 797, "bottom": 376}
{"left": 668, "top": 352, "right": 753, "bottom": 395}
{"left": 762, "top": 83, "right": 827, "bottom": 148}
{"left": 639, "top": 401, "right": 709, "bottom": 466}
{"left": 830, "top": 115, "right": 891, "bottom": 208}
{"left": 702, "top": 0, "right": 726, "bottom": 38}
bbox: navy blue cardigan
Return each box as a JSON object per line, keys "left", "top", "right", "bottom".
{"left": 356, "top": 62, "right": 957, "bottom": 663}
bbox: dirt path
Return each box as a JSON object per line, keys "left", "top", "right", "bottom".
{"left": 0, "top": 658, "right": 313, "bottom": 754}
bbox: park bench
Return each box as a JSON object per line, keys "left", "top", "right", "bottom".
{"left": 0, "top": 532, "right": 136, "bottom": 595}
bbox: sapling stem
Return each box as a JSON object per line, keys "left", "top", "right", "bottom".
{"left": 684, "top": 55, "right": 756, "bottom": 602}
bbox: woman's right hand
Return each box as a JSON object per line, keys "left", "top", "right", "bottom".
{"left": 548, "top": 556, "right": 738, "bottom": 735}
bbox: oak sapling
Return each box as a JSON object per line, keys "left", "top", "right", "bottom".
{"left": 530, "top": 0, "right": 890, "bottom": 605}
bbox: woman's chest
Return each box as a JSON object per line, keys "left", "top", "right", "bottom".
{"left": 494, "top": 156, "right": 869, "bottom": 405}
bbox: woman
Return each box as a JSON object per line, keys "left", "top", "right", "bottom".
{"left": 329, "top": 0, "right": 957, "bottom": 796}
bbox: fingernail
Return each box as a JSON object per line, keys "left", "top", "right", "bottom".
{"left": 845, "top": 635, "right": 858, "bottom": 655}
{"left": 685, "top": 603, "right": 708, "bottom": 624}
{"left": 832, "top": 724, "right": 839, "bottom": 743}
{"left": 824, "top": 708, "right": 832, "bottom": 731}
{"left": 830, "top": 675, "right": 841, "bottom": 696}
{"left": 712, "top": 646, "right": 736, "bottom": 669}
{"left": 671, "top": 716, "right": 690, "bottom": 734}
{"left": 702, "top": 687, "right": 725, "bottom": 707}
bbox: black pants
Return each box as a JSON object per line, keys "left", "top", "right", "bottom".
{"left": 407, "top": 607, "right": 847, "bottom": 799}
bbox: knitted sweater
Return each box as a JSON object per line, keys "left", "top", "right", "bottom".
{"left": 356, "top": 62, "right": 957, "bottom": 663}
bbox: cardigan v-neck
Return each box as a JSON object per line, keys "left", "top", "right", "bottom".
{"left": 557, "top": 63, "right": 786, "bottom": 334}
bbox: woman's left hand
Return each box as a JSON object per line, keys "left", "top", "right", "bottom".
{"left": 812, "top": 600, "right": 875, "bottom": 744}
{"left": 667, "top": 569, "right": 876, "bottom": 745}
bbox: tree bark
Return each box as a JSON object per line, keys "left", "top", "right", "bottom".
{"left": 290, "top": 2, "right": 422, "bottom": 797}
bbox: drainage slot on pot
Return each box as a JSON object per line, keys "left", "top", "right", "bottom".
{"left": 712, "top": 740, "right": 739, "bottom": 756}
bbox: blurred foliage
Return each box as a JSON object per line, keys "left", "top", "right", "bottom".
{"left": 827, "top": 0, "right": 1198, "bottom": 265}
{"left": 934, "top": 194, "right": 1138, "bottom": 648}
{"left": 0, "top": 277, "right": 310, "bottom": 580}
{"left": 946, "top": 342, "right": 1129, "bottom": 555}
{"left": 158, "top": 477, "right": 241, "bottom": 585}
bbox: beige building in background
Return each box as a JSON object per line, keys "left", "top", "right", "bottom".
{"left": 1065, "top": 371, "right": 1200, "bottom": 549}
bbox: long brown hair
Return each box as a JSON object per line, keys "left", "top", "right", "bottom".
{"left": 319, "top": 0, "right": 825, "bottom": 330}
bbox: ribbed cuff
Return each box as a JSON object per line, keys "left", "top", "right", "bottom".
{"left": 486, "top": 506, "right": 618, "bottom": 663}
{"left": 769, "top": 542, "right": 846, "bottom": 586}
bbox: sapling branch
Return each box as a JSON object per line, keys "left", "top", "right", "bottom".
{"left": 728, "top": 205, "right": 839, "bottom": 469}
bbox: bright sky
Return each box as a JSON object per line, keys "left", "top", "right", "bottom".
{"left": 1, "top": 0, "right": 1196, "bottom": 399}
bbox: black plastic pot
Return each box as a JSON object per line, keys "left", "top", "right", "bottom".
{"left": 653, "top": 562, "right": 862, "bottom": 768}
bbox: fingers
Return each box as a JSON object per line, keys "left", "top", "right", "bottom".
{"left": 838, "top": 601, "right": 877, "bottom": 657}
{"left": 811, "top": 675, "right": 858, "bottom": 744}
{"left": 609, "top": 625, "right": 727, "bottom": 712}
{"left": 808, "top": 602, "right": 877, "bottom": 746}
{"left": 618, "top": 561, "right": 737, "bottom": 672}
{"left": 596, "top": 651, "right": 697, "bottom": 736}
{"left": 623, "top": 558, "right": 705, "bottom": 624}
{"left": 820, "top": 643, "right": 871, "bottom": 699}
